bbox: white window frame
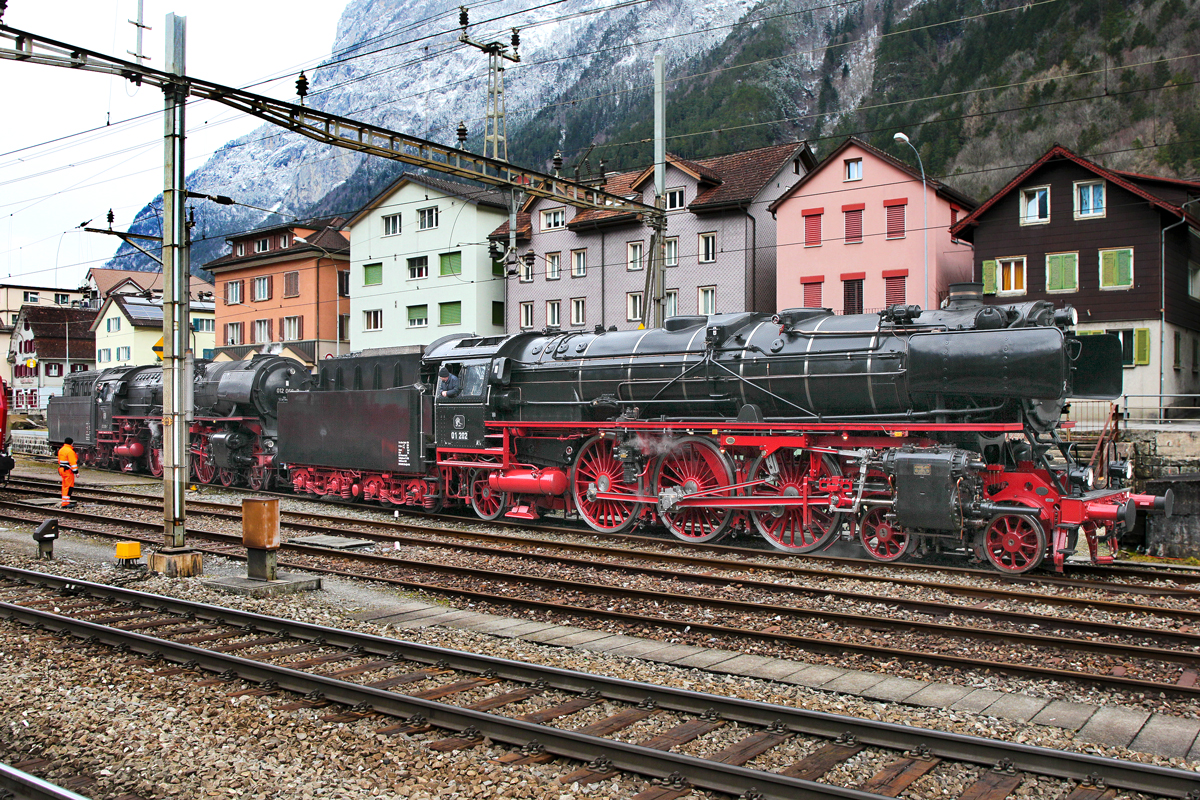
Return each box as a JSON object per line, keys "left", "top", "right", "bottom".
{"left": 255, "top": 237, "right": 270, "bottom": 253}
{"left": 699, "top": 233, "right": 716, "bottom": 264}
{"left": 571, "top": 249, "right": 587, "bottom": 277}
{"left": 1189, "top": 260, "right": 1200, "bottom": 301}
{"left": 626, "top": 292, "right": 644, "bottom": 322}
{"left": 407, "top": 256, "right": 428, "bottom": 280}
{"left": 98, "top": 348, "right": 111, "bottom": 363}
{"left": 520, "top": 256, "right": 534, "bottom": 283}
{"left": 546, "top": 252, "right": 561, "bottom": 280}
{"left": 236, "top": 243, "right": 244, "bottom": 258}
{"left": 546, "top": 300, "right": 561, "bottom": 327}
{"left": 116, "top": 346, "right": 130, "bottom": 361}
{"left": 1074, "top": 180, "right": 1106, "bottom": 220}
{"left": 698, "top": 286, "right": 716, "bottom": 315}
{"left": 1045, "top": 252, "right": 1080, "bottom": 294}
{"left": 664, "top": 188, "right": 685, "bottom": 210}
{"left": 193, "top": 318, "right": 215, "bottom": 333}
{"left": 227, "top": 281, "right": 243, "bottom": 305}
{"left": 418, "top": 206, "right": 438, "bottom": 230}
{"left": 997, "top": 256, "right": 1027, "bottom": 296}
{"left": 407, "top": 305, "right": 428, "bottom": 328}
{"left": 253, "top": 276, "right": 270, "bottom": 301}
{"left": 382, "top": 213, "right": 401, "bottom": 236}
{"left": 279, "top": 234, "right": 289, "bottom": 249}
{"left": 22, "top": 291, "right": 37, "bottom": 303}
{"left": 283, "top": 316, "right": 300, "bottom": 341}
{"left": 627, "top": 242, "right": 644, "bottom": 272}
{"left": 1019, "top": 186, "right": 1050, "bottom": 226}
{"left": 254, "top": 319, "right": 271, "bottom": 343}
{"left": 227, "top": 322, "right": 243, "bottom": 345}
{"left": 54, "top": 293, "right": 69, "bottom": 305}
{"left": 664, "top": 237, "right": 678, "bottom": 267}
{"left": 1099, "top": 247, "right": 1135, "bottom": 290}
{"left": 844, "top": 158, "right": 863, "bottom": 181}
{"left": 363, "top": 309, "right": 383, "bottom": 331}
{"left": 541, "top": 208, "right": 566, "bottom": 230}
{"left": 664, "top": 290, "right": 678, "bottom": 318}
{"left": 107, "top": 317, "right": 121, "bottom": 332}
{"left": 571, "top": 298, "right": 586, "bottom": 326}
{"left": 520, "top": 302, "right": 534, "bottom": 329}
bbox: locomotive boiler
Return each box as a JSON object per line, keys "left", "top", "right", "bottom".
{"left": 277, "top": 284, "right": 1166, "bottom": 574}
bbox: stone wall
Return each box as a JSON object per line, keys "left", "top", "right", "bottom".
{"left": 1143, "top": 474, "right": 1200, "bottom": 559}
{"left": 1123, "top": 429, "right": 1200, "bottom": 481}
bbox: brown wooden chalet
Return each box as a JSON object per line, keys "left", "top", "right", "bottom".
{"left": 950, "top": 144, "right": 1200, "bottom": 405}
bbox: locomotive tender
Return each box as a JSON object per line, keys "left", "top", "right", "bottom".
{"left": 279, "top": 283, "right": 1167, "bottom": 575}
{"left": 47, "top": 284, "right": 1168, "bottom": 574}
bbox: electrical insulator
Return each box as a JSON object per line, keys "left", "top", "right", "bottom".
{"left": 553, "top": 151, "right": 563, "bottom": 174}
{"left": 456, "top": 121, "right": 468, "bottom": 145}
{"left": 459, "top": 6, "right": 468, "bottom": 27}
{"left": 511, "top": 28, "right": 520, "bottom": 49}
{"left": 107, "top": 209, "right": 115, "bottom": 228}
{"left": 296, "top": 71, "right": 309, "bottom": 101}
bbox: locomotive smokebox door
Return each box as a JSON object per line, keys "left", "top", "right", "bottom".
{"left": 435, "top": 361, "right": 490, "bottom": 449}
{"left": 891, "top": 452, "right": 962, "bottom": 531}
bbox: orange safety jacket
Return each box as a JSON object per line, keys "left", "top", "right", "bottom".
{"left": 57, "top": 443, "right": 78, "bottom": 474}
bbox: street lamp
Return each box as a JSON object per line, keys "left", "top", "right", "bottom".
{"left": 893, "top": 132, "right": 929, "bottom": 311}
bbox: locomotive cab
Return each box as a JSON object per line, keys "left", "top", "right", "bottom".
{"left": 434, "top": 360, "right": 491, "bottom": 450}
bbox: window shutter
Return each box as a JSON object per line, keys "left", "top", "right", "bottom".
{"left": 1046, "top": 254, "right": 1062, "bottom": 291}
{"left": 884, "top": 275, "right": 906, "bottom": 306}
{"left": 803, "top": 282, "right": 822, "bottom": 307}
{"left": 981, "top": 260, "right": 997, "bottom": 294}
{"left": 223, "top": 323, "right": 230, "bottom": 345}
{"left": 804, "top": 214, "right": 822, "bottom": 246}
{"left": 1063, "top": 253, "right": 1078, "bottom": 290}
{"left": 268, "top": 319, "right": 273, "bottom": 342}
{"left": 296, "top": 316, "right": 303, "bottom": 340}
{"left": 886, "top": 204, "right": 905, "bottom": 237}
{"left": 266, "top": 275, "right": 273, "bottom": 300}
{"left": 440, "top": 252, "right": 462, "bottom": 276}
{"left": 844, "top": 209, "right": 862, "bottom": 244}
{"left": 1101, "top": 250, "right": 1117, "bottom": 286}
{"left": 224, "top": 282, "right": 231, "bottom": 305}
{"left": 1117, "top": 249, "right": 1132, "bottom": 286}
{"left": 279, "top": 317, "right": 285, "bottom": 341}
{"left": 440, "top": 301, "right": 462, "bottom": 325}
{"left": 1134, "top": 327, "right": 1151, "bottom": 365}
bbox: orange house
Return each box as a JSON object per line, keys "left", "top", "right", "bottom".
{"left": 203, "top": 217, "right": 351, "bottom": 369}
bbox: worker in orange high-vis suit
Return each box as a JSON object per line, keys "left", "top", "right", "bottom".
{"left": 57, "top": 437, "right": 78, "bottom": 508}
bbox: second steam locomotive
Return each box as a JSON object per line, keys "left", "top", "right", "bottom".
{"left": 48, "top": 284, "right": 1168, "bottom": 574}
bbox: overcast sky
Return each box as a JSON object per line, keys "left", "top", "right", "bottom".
{"left": 0, "top": 0, "right": 348, "bottom": 290}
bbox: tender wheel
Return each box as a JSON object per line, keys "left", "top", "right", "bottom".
{"left": 147, "top": 447, "right": 164, "bottom": 478}
{"left": 470, "top": 470, "right": 507, "bottom": 521}
{"left": 859, "top": 507, "right": 911, "bottom": 562}
{"left": 572, "top": 435, "right": 642, "bottom": 534}
{"left": 984, "top": 514, "right": 1046, "bottom": 574}
{"left": 246, "top": 466, "right": 272, "bottom": 492}
{"left": 218, "top": 467, "right": 238, "bottom": 488}
{"left": 747, "top": 450, "right": 844, "bottom": 553}
{"left": 653, "top": 436, "right": 734, "bottom": 543}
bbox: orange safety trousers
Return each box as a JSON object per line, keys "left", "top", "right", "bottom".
{"left": 59, "top": 467, "right": 75, "bottom": 506}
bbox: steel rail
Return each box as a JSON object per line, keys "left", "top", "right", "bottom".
{"left": 11, "top": 473, "right": 1198, "bottom": 593}
{"left": 1, "top": 565, "right": 1196, "bottom": 798}
{"left": 29, "top": 487, "right": 1200, "bottom": 644}
{"left": 8, "top": 479, "right": 1200, "bottom": 616}
{"left": 1, "top": 500, "right": 1197, "bottom": 696}
{"left": 0, "top": 764, "right": 92, "bottom": 800}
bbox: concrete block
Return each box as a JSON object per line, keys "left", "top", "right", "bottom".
{"left": 350, "top": 601, "right": 434, "bottom": 621}
{"left": 520, "top": 626, "right": 583, "bottom": 644}
{"left": 491, "top": 621, "right": 559, "bottom": 638}
{"left": 639, "top": 645, "right": 710, "bottom": 664}
{"left": 1030, "top": 700, "right": 1097, "bottom": 731}
{"left": 779, "top": 664, "right": 849, "bottom": 688}
{"left": 902, "top": 683, "right": 972, "bottom": 708}
{"left": 201, "top": 573, "right": 320, "bottom": 596}
{"left": 670, "top": 649, "right": 743, "bottom": 670}
{"left": 981, "top": 693, "right": 1048, "bottom": 723}
{"left": 603, "top": 639, "right": 681, "bottom": 659}
{"left": 1077, "top": 706, "right": 1151, "bottom": 748}
{"left": 737, "top": 658, "right": 818, "bottom": 682}
{"left": 706, "top": 654, "right": 777, "bottom": 676}
{"left": 579, "top": 634, "right": 648, "bottom": 653}
{"left": 1128, "top": 714, "right": 1200, "bottom": 759}
{"left": 819, "top": 671, "right": 889, "bottom": 695}
{"left": 950, "top": 689, "right": 1007, "bottom": 714}
{"left": 857, "top": 676, "right": 926, "bottom": 703}
{"left": 452, "top": 617, "right": 529, "bottom": 635}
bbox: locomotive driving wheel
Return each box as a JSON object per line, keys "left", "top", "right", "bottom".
{"left": 572, "top": 435, "right": 642, "bottom": 534}
{"left": 191, "top": 435, "right": 216, "bottom": 484}
{"left": 983, "top": 513, "right": 1046, "bottom": 574}
{"left": 746, "top": 450, "right": 844, "bottom": 553}
{"left": 469, "top": 469, "right": 507, "bottom": 521}
{"left": 217, "top": 467, "right": 238, "bottom": 488}
{"left": 147, "top": 447, "right": 164, "bottom": 478}
{"left": 653, "top": 437, "right": 735, "bottom": 543}
{"left": 246, "top": 466, "right": 272, "bottom": 492}
{"left": 858, "top": 506, "right": 912, "bottom": 562}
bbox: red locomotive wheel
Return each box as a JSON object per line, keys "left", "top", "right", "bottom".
{"left": 747, "top": 450, "right": 844, "bottom": 553}
{"left": 147, "top": 447, "right": 164, "bottom": 478}
{"left": 653, "top": 437, "right": 734, "bottom": 543}
{"left": 859, "top": 506, "right": 911, "bottom": 562}
{"left": 571, "top": 436, "right": 642, "bottom": 534}
{"left": 218, "top": 468, "right": 238, "bottom": 488}
{"left": 983, "top": 514, "right": 1046, "bottom": 574}
{"left": 246, "top": 466, "right": 272, "bottom": 492}
{"left": 469, "top": 470, "right": 507, "bottom": 521}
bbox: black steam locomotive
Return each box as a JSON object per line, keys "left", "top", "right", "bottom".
{"left": 49, "top": 356, "right": 310, "bottom": 490}
{"left": 48, "top": 285, "right": 1167, "bottom": 575}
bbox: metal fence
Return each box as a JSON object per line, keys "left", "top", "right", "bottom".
{"left": 1066, "top": 395, "right": 1200, "bottom": 431}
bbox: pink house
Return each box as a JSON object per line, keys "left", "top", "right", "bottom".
{"left": 770, "top": 137, "right": 977, "bottom": 314}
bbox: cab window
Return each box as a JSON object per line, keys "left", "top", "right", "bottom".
{"left": 459, "top": 364, "right": 488, "bottom": 398}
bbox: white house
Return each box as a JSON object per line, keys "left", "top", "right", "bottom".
{"left": 91, "top": 294, "right": 217, "bottom": 368}
{"left": 346, "top": 173, "right": 511, "bottom": 348}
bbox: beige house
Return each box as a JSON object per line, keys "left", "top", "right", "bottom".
{"left": 0, "top": 283, "right": 87, "bottom": 385}
{"left": 91, "top": 295, "right": 217, "bottom": 368}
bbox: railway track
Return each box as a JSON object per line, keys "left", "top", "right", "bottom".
{"left": 2, "top": 563, "right": 1197, "bottom": 800}
{"left": 0, "top": 762, "right": 96, "bottom": 800}
{"left": 2, "top": 490, "right": 1200, "bottom": 700}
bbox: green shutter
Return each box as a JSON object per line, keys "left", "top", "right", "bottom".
{"left": 440, "top": 301, "right": 462, "bottom": 325}
{"left": 408, "top": 305, "right": 427, "bottom": 323}
{"left": 981, "top": 260, "right": 997, "bottom": 294}
{"left": 1100, "top": 250, "right": 1117, "bottom": 287}
{"left": 492, "top": 259, "right": 504, "bottom": 277}
{"left": 1074, "top": 329, "right": 1102, "bottom": 335}
{"left": 492, "top": 301, "right": 504, "bottom": 327}
{"left": 1046, "top": 254, "right": 1063, "bottom": 291}
{"left": 1116, "top": 249, "right": 1132, "bottom": 286}
{"left": 440, "top": 251, "right": 462, "bottom": 276}
{"left": 363, "top": 263, "right": 382, "bottom": 285}
{"left": 1134, "top": 327, "right": 1151, "bottom": 365}
{"left": 1063, "top": 253, "right": 1078, "bottom": 290}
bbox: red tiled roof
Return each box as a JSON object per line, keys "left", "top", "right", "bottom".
{"left": 204, "top": 221, "right": 349, "bottom": 271}
{"left": 489, "top": 211, "right": 532, "bottom": 241}
{"left": 951, "top": 144, "right": 1200, "bottom": 237}
{"left": 567, "top": 170, "right": 645, "bottom": 228}
{"left": 14, "top": 305, "right": 97, "bottom": 359}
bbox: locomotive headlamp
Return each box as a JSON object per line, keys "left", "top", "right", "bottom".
{"left": 1067, "top": 464, "right": 1094, "bottom": 490}
{"left": 263, "top": 439, "right": 275, "bottom": 452}
{"left": 1053, "top": 307, "right": 1079, "bottom": 328}
{"left": 1109, "top": 459, "right": 1134, "bottom": 483}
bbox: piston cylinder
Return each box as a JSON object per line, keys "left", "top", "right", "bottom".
{"left": 488, "top": 469, "right": 569, "bottom": 496}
